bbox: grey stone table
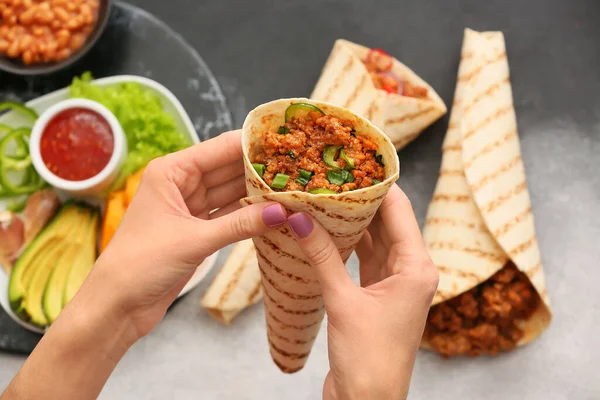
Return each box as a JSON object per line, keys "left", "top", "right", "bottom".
{"left": 1, "top": 0, "right": 599, "bottom": 399}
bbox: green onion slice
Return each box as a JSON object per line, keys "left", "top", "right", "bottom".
{"left": 295, "top": 169, "right": 313, "bottom": 186}
{"left": 323, "top": 145, "right": 342, "bottom": 169}
{"left": 327, "top": 169, "right": 346, "bottom": 186}
{"left": 271, "top": 173, "right": 290, "bottom": 189}
{"left": 252, "top": 163, "right": 265, "bottom": 178}
{"left": 372, "top": 179, "right": 382, "bottom": 185}
{"left": 278, "top": 126, "right": 291, "bottom": 134}
{"left": 309, "top": 188, "right": 337, "bottom": 194}
{"left": 343, "top": 170, "right": 355, "bottom": 183}
{"left": 374, "top": 152, "right": 385, "bottom": 167}
{"left": 287, "top": 150, "right": 296, "bottom": 160}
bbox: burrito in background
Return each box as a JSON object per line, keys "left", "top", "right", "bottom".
{"left": 421, "top": 29, "right": 552, "bottom": 356}
{"left": 311, "top": 39, "right": 447, "bottom": 150}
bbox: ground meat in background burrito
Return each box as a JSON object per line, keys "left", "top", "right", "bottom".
{"left": 241, "top": 98, "right": 399, "bottom": 373}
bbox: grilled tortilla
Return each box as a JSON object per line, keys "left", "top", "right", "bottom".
{"left": 421, "top": 29, "right": 551, "bottom": 354}
{"left": 241, "top": 98, "right": 399, "bottom": 373}
{"left": 311, "top": 39, "right": 447, "bottom": 150}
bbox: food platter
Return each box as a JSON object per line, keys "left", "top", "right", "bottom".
{"left": 0, "top": 75, "right": 220, "bottom": 334}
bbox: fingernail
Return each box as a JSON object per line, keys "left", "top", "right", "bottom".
{"left": 262, "top": 204, "right": 286, "bottom": 227}
{"left": 287, "top": 213, "right": 314, "bottom": 238}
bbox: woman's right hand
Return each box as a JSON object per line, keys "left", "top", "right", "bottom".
{"left": 286, "top": 184, "right": 439, "bottom": 400}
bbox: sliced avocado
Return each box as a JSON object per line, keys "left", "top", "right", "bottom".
{"left": 22, "top": 208, "right": 90, "bottom": 327}
{"left": 63, "top": 209, "right": 99, "bottom": 306}
{"left": 43, "top": 209, "right": 97, "bottom": 324}
{"left": 8, "top": 203, "right": 80, "bottom": 312}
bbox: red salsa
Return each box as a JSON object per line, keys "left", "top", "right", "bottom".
{"left": 41, "top": 108, "right": 114, "bottom": 181}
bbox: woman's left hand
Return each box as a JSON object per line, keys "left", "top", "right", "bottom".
{"left": 95, "top": 129, "right": 287, "bottom": 342}
{"left": 1, "top": 130, "right": 287, "bottom": 400}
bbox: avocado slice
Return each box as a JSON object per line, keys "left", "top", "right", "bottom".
{"left": 43, "top": 209, "right": 98, "bottom": 324}
{"left": 8, "top": 203, "right": 94, "bottom": 327}
{"left": 63, "top": 209, "right": 99, "bottom": 306}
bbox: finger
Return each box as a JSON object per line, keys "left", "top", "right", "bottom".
{"left": 208, "top": 200, "right": 242, "bottom": 219}
{"left": 174, "top": 130, "right": 243, "bottom": 173}
{"left": 378, "top": 185, "right": 431, "bottom": 272}
{"left": 206, "top": 202, "right": 287, "bottom": 252}
{"left": 203, "top": 159, "right": 244, "bottom": 189}
{"left": 206, "top": 176, "right": 246, "bottom": 210}
{"left": 287, "top": 213, "right": 355, "bottom": 300}
{"left": 356, "top": 231, "right": 379, "bottom": 287}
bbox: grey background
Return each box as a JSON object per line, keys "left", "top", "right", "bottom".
{"left": 2, "top": 0, "right": 600, "bottom": 399}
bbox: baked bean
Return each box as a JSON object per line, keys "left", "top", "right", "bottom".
{"left": 0, "top": 0, "right": 100, "bottom": 64}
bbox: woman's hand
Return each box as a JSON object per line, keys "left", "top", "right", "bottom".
{"left": 2, "top": 130, "right": 287, "bottom": 400}
{"left": 286, "top": 184, "right": 439, "bottom": 400}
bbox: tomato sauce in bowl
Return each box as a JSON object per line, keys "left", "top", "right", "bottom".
{"left": 40, "top": 108, "right": 114, "bottom": 181}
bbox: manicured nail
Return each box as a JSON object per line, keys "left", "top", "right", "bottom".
{"left": 262, "top": 204, "right": 286, "bottom": 227}
{"left": 287, "top": 213, "right": 314, "bottom": 238}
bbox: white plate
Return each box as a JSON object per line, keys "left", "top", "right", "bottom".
{"left": 0, "top": 75, "right": 218, "bottom": 333}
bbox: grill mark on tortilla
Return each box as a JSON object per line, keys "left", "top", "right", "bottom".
{"left": 271, "top": 357, "right": 303, "bottom": 374}
{"left": 427, "top": 241, "right": 506, "bottom": 262}
{"left": 493, "top": 206, "right": 532, "bottom": 238}
{"left": 215, "top": 251, "right": 254, "bottom": 307}
{"left": 260, "top": 264, "right": 320, "bottom": 300}
{"left": 437, "top": 265, "right": 480, "bottom": 281}
{"left": 483, "top": 181, "right": 527, "bottom": 214}
{"left": 267, "top": 323, "right": 315, "bottom": 345}
{"left": 525, "top": 260, "right": 542, "bottom": 279}
{"left": 305, "top": 200, "right": 375, "bottom": 221}
{"left": 438, "top": 168, "right": 465, "bottom": 177}
{"left": 462, "top": 76, "right": 510, "bottom": 114}
{"left": 337, "top": 193, "right": 386, "bottom": 205}
{"left": 461, "top": 51, "right": 473, "bottom": 60}
{"left": 247, "top": 279, "right": 263, "bottom": 304}
{"left": 344, "top": 73, "right": 368, "bottom": 109}
{"left": 385, "top": 107, "right": 436, "bottom": 125}
{"left": 462, "top": 105, "right": 512, "bottom": 141}
{"left": 425, "top": 217, "right": 488, "bottom": 233}
{"left": 364, "top": 101, "right": 377, "bottom": 121}
{"left": 330, "top": 230, "right": 362, "bottom": 238}
{"left": 323, "top": 56, "right": 355, "bottom": 102}
{"left": 448, "top": 122, "right": 458, "bottom": 130}
{"left": 442, "top": 143, "right": 462, "bottom": 152}
{"left": 267, "top": 309, "right": 321, "bottom": 330}
{"left": 393, "top": 132, "right": 420, "bottom": 149}
{"left": 471, "top": 154, "right": 522, "bottom": 192}
{"left": 264, "top": 290, "right": 323, "bottom": 315}
{"left": 257, "top": 236, "right": 310, "bottom": 266}
{"left": 463, "top": 130, "right": 518, "bottom": 169}
{"left": 255, "top": 247, "right": 314, "bottom": 284}
{"left": 431, "top": 193, "right": 471, "bottom": 203}
{"left": 458, "top": 52, "right": 507, "bottom": 82}
{"left": 508, "top": 236, "right": 537, "bottom": 257}
{"left": 269, "top": 339, "right": 310, "bottom": 360}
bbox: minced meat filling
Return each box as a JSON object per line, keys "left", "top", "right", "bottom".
{"left": 252, "top": 113, "right": 385, "bottom": 193}
{"left": 363, "top": 48, "right": 428, "bottom": 98}
{"left": 423, "top": 263, "right": 540, "bottom": 357}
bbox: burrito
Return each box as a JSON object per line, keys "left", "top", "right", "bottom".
{"left": 421, "top": 29, "right": 552, "bottom": 357}
{"left": 311, "top": 39, "right": 447, "bottom": 150}
{"left": 201, "top": 239, "right": 262, "bottom": 325}
{"left": 241, "top": 98, "right": 399, "bottom": 372}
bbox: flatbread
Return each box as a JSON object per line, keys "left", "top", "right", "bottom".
{"left": 241, "top": 98, "right": 400, "bottom": 373}
{"left": 201, "top": 239, "right": 263, "bottom": 325}
{"left": 421, "top": 29, "right": 552, "bottom": 349}
{"left": 311, "top": 39, "right": 447, "bottom": 150}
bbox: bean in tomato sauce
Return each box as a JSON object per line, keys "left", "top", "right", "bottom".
{"left": 41, "top": 108, "right": 114, "bottom": 181}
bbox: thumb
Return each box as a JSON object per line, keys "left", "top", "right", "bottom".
{"left": 287, "top": 212, "right": 355, "bottom": 301}
{"left": 207, "top": 202, "right": 287, "bottom": 252}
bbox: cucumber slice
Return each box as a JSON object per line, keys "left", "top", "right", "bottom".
{"left": 309, "top": 188, "right": 337, "bottom": 195}
{"left": 285, "top": 103, "right": 325, "bottom": 122}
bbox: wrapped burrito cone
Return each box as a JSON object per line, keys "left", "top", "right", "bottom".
{"left": 201, "top": 239, "right": 263, "bottom": 325}
{"left": 311, "top": 39, "right": 447, "bottom": 150}
{"left": 421, "top": 29, "right": 552, "bottom": 357}
{"left": 241, "top": 98, "right": 399, "bottom": 372}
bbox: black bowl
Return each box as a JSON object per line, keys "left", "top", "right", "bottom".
{"left": 0, "top": 0, "right": 112, "bottom": 76}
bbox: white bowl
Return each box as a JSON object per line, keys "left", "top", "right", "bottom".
{"left": 29, "top": 98, "right": 127, "bottom": 197}
{"left": 0, "top": 75, "right": 219, "bottom": 334}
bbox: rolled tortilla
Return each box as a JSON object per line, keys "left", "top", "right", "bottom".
{"left": 201, "top": 239, "right": 263, "bottom": 325}
{"left": 311, "top": 39, "right": 447, "bottom": 150}
{"left": 421, "top": 29, "right": 551, "bottom": 351}
{"left": 241, "top": 98, "right": 400, "bottom": 373}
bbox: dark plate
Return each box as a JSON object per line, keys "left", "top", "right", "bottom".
{"left": 0, "top": 0, "right": 112, "bottom": 75}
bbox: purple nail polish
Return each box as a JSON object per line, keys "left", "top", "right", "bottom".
{"left": 287, "top": 213, "right": 314, "bottom": 238}
{"left": 262, "top": 204, "right": 286, "bottom": 227}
